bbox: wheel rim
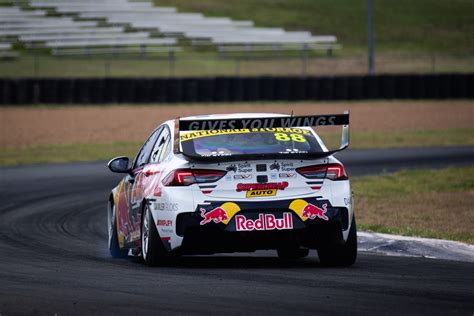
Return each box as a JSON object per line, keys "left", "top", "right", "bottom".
{"left": 142, "top": 207, "right": 150, "bottom": 259}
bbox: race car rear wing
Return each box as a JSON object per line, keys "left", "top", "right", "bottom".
{"left": 173, "top": 112, "right": 350, "bottom": 161}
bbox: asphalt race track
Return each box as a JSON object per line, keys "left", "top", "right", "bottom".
{"left": 0, "top": 147, "right": 473, "bottom": 315}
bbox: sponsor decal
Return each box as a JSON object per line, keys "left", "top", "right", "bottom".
{"left": 270, "top": 162, "right": 280, "bottom": 171}
{"left": 289, "top": 199, "right": 329, "bottom": 221}
{"left": 344, "top": 197, "right": 353, "bottom": 206}
{"left": 226, "top": 164, "right": 237, "bottom": 172}
{"left": 236, "top": 181, "right": 288, "bottom": 192}
{"left": 234, "top": 174, "right": 252, "bottom": 180}
{"left": 181, "top": 129, "right": 250, "bottom": 142}
{"left": 200, "top": 207, "right": 228, "bottom": 225}
{"left": 157, "top": 219, "right": 173, "bottom": 226}
{"left": 281, "top": 162, "right": 295, "bottom": 171}
{"left": 279, "top": 173, "right": 297, "bottom": 178}
{"left": 237, "top": 162, "right": 252, "bottom": 173}
{"left": 235, "top": 213, "right": 293, "bottom": 231}
{"left": 246, "top": 189, "right": 276, "bottom": 198}
{"left": 156, "top": 202, "right": 178, "bottom": 212}
{"left": 199, "top": 202, "right": 240, "bottom": 225}
{"left": 180, "top": 127, "right": 313, "bottom": 141}
{"left": 270, "top": 173, "right": 278, "bottom": 180}
{"left": 181, "top": 115, "right": 345, "bottom": 131}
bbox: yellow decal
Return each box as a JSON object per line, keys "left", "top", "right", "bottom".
{"left": 181, "top": 128, "right": 311, "bottom": 142}
{"left": 246, "top": 189, "right": 277, "bottom": 198}
{"left": 289, "top": 199, "right": 309, "bottom": 221}
{"left": 220, "top": 202, "right": 241, "bottom": 225}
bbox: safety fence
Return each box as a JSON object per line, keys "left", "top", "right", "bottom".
{"left": 0, "top": 73, "right": 472, "bottom": 104}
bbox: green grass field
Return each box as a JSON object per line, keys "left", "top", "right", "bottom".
{"left": 354, "top": 167, "right": 474, "bottom": 243}
{"left": 153, "top": 0, "right": 474, "bottom": 54}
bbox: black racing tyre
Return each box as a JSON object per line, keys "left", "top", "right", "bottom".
{"left": 141, "top": 204, "right": 170, "bottom": 266}
{"left": 277, "top": 247, "right": 309, "bottom": 259}
{"left": 317, "top": 215, "right": 357, "bottom": 267}
{"left": 108, "top": 203, "right": 128, "bottom": 258}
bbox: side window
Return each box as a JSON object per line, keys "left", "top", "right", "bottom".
{"left": 134, "top": 127, "right": 163, "bottom": 169}
{"left": 150, "top": 126, "right": 171, "bottom": 163}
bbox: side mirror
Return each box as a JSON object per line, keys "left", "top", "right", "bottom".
{"left": 107, "top": 156, "right": 131, "bottom": 174}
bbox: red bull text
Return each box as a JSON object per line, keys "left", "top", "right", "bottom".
{"left": 235, "top": 213, "right": 293, "bottom": 231}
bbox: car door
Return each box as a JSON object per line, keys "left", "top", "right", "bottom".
{"left": 121, "top": 126, "right": 163, "bottom": 245}
{"left": 142, "top": 126, "right": 172, "bottom": 200}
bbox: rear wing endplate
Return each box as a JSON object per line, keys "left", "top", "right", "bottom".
{"left": 173, "top": 112, "right": 350, "bottom": 160}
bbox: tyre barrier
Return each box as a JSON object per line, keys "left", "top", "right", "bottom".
{"left": 0, "top": 74, "right": 472, "bottom": 104}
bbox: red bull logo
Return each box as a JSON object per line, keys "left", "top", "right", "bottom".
{"left": 289, "top": 199, "right": 329, "bottom": 221}
{"left": 200, "top": 207, "right": 229, "bottom": 225}
{"left": 302, "top": 203, "right": 328, "bottom": 221}
{"left": 235, "top": 213, "right": 293, "bottom": 231}
{"left": 199, "top": 202, "right": 241, "bottom": 226}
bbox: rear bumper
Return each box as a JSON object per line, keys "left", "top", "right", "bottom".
{"left": 175, "top": 198, "right": 349, "bottom": 254}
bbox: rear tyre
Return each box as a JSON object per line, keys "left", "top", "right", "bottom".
{"left": 141, "top": 204, "right": 170, "bottom": 266}
{"left": 277, "top": 247, "right": 309, "bottom": 259}
{"left": 108, "top": 204, "right": 128, "bottom": 258}
{"left": 317, "top": 215, "right": 357, "bottom": 267}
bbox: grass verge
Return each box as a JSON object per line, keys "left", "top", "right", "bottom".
{"left": 1, "top": 128, "right": 472, "bottom": 167}
{"left": 0, "top": 142, "right": 141, "bottom": 166}
{"left": 353, "top": 167, "right": 474, "bottom": 244}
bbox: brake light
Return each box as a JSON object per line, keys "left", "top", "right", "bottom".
{"left": 296, "top": 163, "right": 348, "bottom": 181}
{"left": 162, "top": 169, "right": 226, "bottom": 186}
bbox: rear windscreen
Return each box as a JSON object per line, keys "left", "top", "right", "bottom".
{"left": 180, "top": 128, "right": 323, "bottom": 158}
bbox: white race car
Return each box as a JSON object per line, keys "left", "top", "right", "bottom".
{"left": 107, "top": 112, "right": 356, "bottom": 266}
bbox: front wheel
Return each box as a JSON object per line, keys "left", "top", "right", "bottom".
{"left": 317, "top": 215, "right": 357, "bottom": 267}
{"left": 108, "top": 203, "right": 128, "bottom": 258}
{"left": 141, "top": 204, "right": 170, "bottom": 266}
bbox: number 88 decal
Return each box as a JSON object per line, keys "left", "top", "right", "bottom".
{"left": 274, "top": 133, "right": 306, "bottom": 142}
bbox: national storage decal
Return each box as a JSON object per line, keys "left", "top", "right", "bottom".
{"left": 180, "top": 128, "right": 311, "bottom": 142}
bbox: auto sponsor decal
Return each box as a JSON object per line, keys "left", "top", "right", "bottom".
{"left": 180, "top": 127, "right": 311, "bottom": 142}
{"left": 289, "top": 199, "right": 329, "bottom": 221}
{"left": 235, "top": 213, "right": 293, "bottom": 231}
{"left": 246, "top": 189, "right": 276, "bottom": 198}
{"left": 199, "top": 202, "right": 240, "bottom": 225}
{"left": 236, "top": 181, "right": 288, "bottom": 192}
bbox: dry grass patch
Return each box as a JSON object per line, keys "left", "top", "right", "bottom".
{"left": 353, "top": 167, "right": 474, "bottom": 243}
{"left": 1, "top": 100, "right": 473, "bottom": 147}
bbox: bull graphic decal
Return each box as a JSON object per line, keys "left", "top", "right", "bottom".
{"left": 200, "top": 207, "right": 229, "bottom": 225}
